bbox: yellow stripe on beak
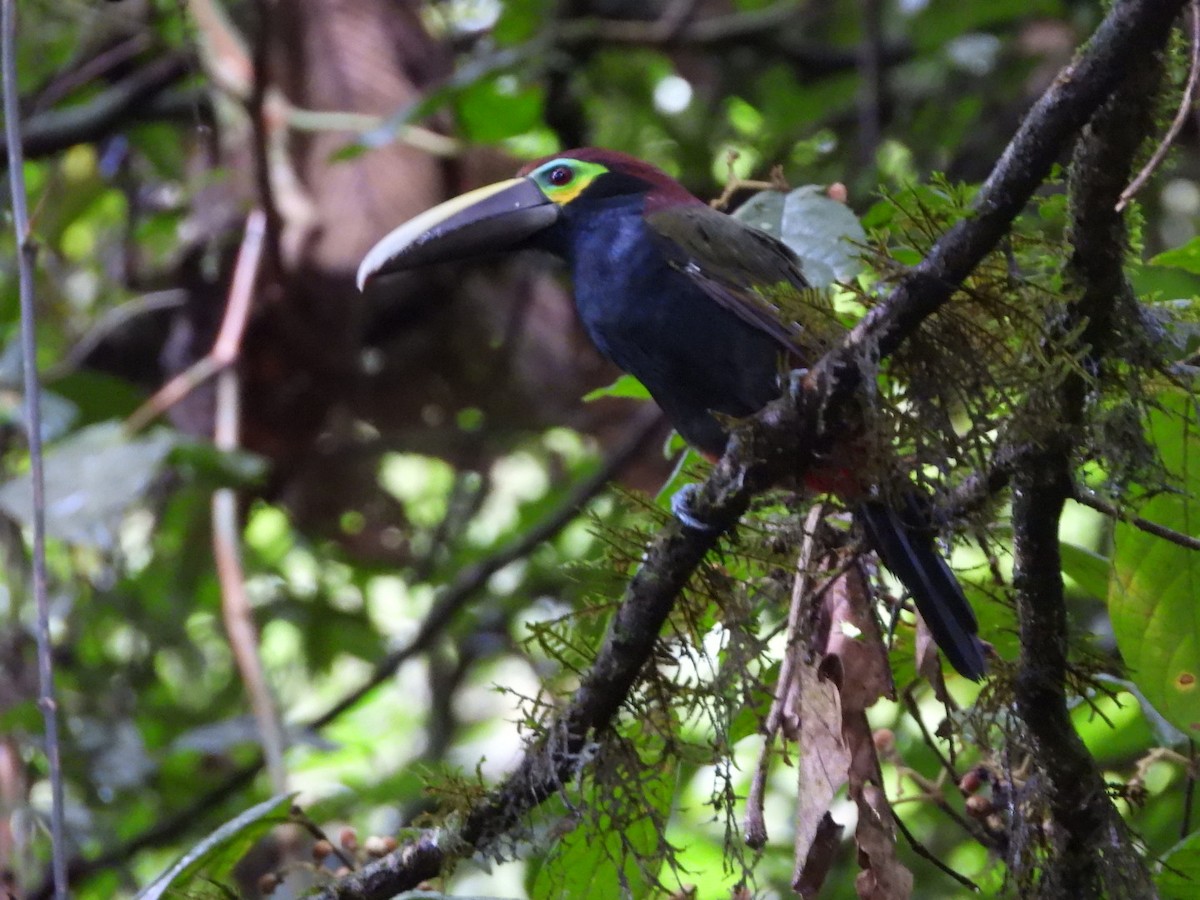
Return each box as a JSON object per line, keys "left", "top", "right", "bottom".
{"left": 357, "top": 178, "right": 557, "bottom": 290}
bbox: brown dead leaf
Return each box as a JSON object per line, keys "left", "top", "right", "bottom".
{"left": 794, "top": 812, "right": 845, "bottom": 899}
{"left": 780, "top": 538, "right": 914, "bottom": 895}
{"left": 824, "top": 561, "right": 895, "bottom": 712}
{"left": 846, "top": 711, "right": 913, "bottom": 900}
{"left": 792, "top": 655, "right": 851, "bottom": 891}
{"left": 915, "top": 616, "right": 955, "bottom": 704}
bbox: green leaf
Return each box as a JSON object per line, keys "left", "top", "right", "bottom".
{"left": 1158, "top": 829, "right": 1200, "bottom": 899}
{"left": 1058, "top": 541, "right": 1111, "bottom": 601}
{"left": 730, "top": 191, "right": 785, "bottom": 239}
{"left": 0, "top": 388, "right": 78, "bottom": 442}
{"left": 1150, "top": 237, "right": 1200, "bottom": 275}
{"left": 912, "top": 0, "right": 1059, "bottom": 52}
{"left": 1092, "top": 675, "right": 1187, "bottom": 749}
{"left": 583, "top": 374, "right": 652, "bottom": 402}
{"left": 780, "top": 186, "right": 867, "bottom": 287}
{"left": 0, "top": 421, "right": 179, "bottom": 549}
{"left": 47, "top": 369, "right": 145, "bottom": 424}
{"left": 0, "top": 699, "right": 41, "bottom": 733}
{"left": 456, "top": 77, "right": 543, "bottom": 143}
{"left": 328, "top": 140, "right": 369, "bottom": 163}
{"left": 170, "top": 440, "right": 268, "bottom": 488}
{"left": 492, "top": 0, "right": 548, "bottom": 44}
{"left": 735, "top": 186, "right": 866, "bottom": 288}
{"left": 136, "top": 793, "right": 296, "bottom": 899}
{"left": 1109, "top": 391, "right": 1200, "bottom": 736}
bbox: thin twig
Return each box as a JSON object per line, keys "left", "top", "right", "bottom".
{"left": 653, "top": 0, "right": 701, "bottom": 41}
{"left": 123, "top": 209, "right": 263, "bottom": 434}
{"left": 213, "top": 372, "right": 289, "bottom": 791}
{"left": 282, "top": 106, "right": 460, "bottom": 155}
{"left": 248, "top": 0, "right": 283, "bottom": 277}
{"left": 32, "top": 32, "right": 154, "bottom": 112}
{"left": 891, "top": 708, "right": 996, "bottom": 847}
{"left": 1072, "top": 487, "right": 1200, "bottom": 551}
{"left": 123, "top": 355, "right": 222, "bottom": 434}
{"left": 208, "top": 211, "right": 287, "bottom": 791}
{"left": 901, "top": 688, "right": 958, "bottom": 782}
{"left": 44, "top": 290, "right": 187, "bottom": 380}
{"left": 745, "top": 504, "right": 825, "bottom": 848}
{"left": 291, "top": 808, "right": 356, "bottom": 870}
{"left": 1116, "top": 0, "right": 1200, "bottom": 212}
{"left": 891, "top": 812, "right": 980, "bottom": 892}
{"left": 558, "top": 2, "right": 801, "bottom": 48}
{"left": 2, "top": 2, "right": 66, "bottom": 896}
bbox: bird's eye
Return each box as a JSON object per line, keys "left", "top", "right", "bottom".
{"left": 547, "top": 165, "right": 574, "bottom": 186}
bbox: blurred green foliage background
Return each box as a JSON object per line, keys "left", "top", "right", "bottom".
{"left": 1, "top": 0, "right": 1200, "bottom": 898}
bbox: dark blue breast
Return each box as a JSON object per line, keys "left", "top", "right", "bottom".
{"left": 543, "top": 197, "right": 785, "bottom": 455}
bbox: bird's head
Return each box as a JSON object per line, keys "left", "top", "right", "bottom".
{"left": 356, "top": 148, "right": 700, "bottom": 290}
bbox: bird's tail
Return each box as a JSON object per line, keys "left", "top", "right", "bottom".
{"left": 855, "top": 495, "right": 987, "bottom": 680}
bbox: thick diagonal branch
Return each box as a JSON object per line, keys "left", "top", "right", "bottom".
{"left": 850, "top": 0, "right": 1185, "bottom": 362}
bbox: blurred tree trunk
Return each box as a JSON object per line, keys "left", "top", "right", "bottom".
{"left": 164, "top": 0, "right": 664, "bottom": 562}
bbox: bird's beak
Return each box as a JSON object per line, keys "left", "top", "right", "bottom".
{"left": 356, "top": 178, "right": 559, "bottom": 290}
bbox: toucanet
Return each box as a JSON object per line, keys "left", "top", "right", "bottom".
{"left": 358, "top": 148, "right": 987, "bottom": 680}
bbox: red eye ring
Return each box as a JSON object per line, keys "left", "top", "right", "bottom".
{"left": 547, "top": 165, "right": 573, "bottom": 186}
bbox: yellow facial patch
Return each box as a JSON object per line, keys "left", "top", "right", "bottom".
{"left": 527, "top": 158, "right": 610, "bottom": 206}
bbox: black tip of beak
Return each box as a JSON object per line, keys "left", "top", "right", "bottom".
{"left": 357, "top": 178, "right": 559, "bottom": 290}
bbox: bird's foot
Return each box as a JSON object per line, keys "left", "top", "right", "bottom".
{"left": 671, "top": 484, "right": 719, "bottom": 532}
{"left": 784, "top": 367, "right": 810, "bottom": 400}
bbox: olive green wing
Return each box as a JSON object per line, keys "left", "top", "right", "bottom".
{"left": 645, "top": 203, "right": 844, "bottom": 357}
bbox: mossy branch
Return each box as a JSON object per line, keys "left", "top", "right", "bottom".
{"left": 1008, "top": 34, "right": 1169, "bottom": 899}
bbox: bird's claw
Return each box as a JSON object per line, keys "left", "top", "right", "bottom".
{"left": 671, "top": 484, "right": 719, "bottom": 532}
{"left": 785, "top": 367, "right": 810, "bottom": 400}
